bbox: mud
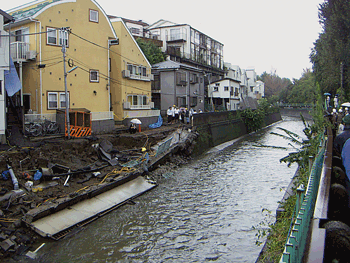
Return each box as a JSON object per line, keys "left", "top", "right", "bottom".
{"left": 0, "top": 124, "right": 188, "bottom": 260}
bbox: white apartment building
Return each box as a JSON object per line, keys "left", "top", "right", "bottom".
{"left": 148, "top": 19, "right": 224, "bottom": 76}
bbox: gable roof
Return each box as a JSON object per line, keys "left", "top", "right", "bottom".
{"left": 0, "top": 9, "right": 14, "bottom": 24}
{"left": 152, "top": 60, "right": 203, "bottom": 73}
{"left": 109, "top": 17, "right": 151, "bottom": 68}
{"left": 6, "top": 0, "right": 118, "bottom": 39}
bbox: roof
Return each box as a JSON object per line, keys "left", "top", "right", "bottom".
{"left": 152, "top": 60, "right": 203, "bottom": 73}
{"left": 9, "top": 0, "right": 62, "bottom": 22}
{"left": 0, "top": 9, "right": 14, "bottom": 24}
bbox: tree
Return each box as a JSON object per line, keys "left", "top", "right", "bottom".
{"left": 310, "top": 0, "right": 350, "bottom": 101}
{"left": 136, "top": 38, "right": 167, "bottom": 65}
{"left": 258, "top": 71, "right": 292, "bottom": 99}
{"left": 286, "top": 69, "right": 317, "bottom": 104}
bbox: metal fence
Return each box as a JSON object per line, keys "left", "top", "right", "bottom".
{"left": 155, "top": 137, "right": 173, "bottom": 158}
{"left": 24, "top": 113, "right": 56, "bottom": 124}
{"left": 280, "top": 136, "right": 325, "bottom": 263}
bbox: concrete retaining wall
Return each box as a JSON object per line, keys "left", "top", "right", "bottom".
{"left": 193, "top": 112, "right": 282, "bottom": 154}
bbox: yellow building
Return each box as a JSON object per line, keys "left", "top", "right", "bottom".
{"left": 5, "top": 0, "right": 118, "bottom": 134}
{"left": 109, "top": 17, "right": 157, "bottom": 125}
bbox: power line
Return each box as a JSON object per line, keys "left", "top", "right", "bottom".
{"left": 65, "top": 55, "right": 152, "bottom": 93}
{"left": 70, "top": 31, "right": 148, "bottom": 67}
{"left": 0, "top": 29, "right": 57, "bottom": 38}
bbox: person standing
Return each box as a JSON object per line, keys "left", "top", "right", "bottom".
{"left": 167, "top": 106, "right": 173, "bottom": 124}
{"left": 174, "top": 107, "right": 179, "bottom": 123}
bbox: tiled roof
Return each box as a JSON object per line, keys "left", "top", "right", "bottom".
{"left": 11, "top": 0, "right": 61, "bottom": 21}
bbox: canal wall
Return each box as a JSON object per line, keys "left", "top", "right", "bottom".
{"left": 192, "top": 111, "right": 282, "bottom": 154}
{"left": 279, "top": 107, "right": 313, "bottom": 120}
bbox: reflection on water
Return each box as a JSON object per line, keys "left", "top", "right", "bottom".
{"left": 33, "top": 117, "right": 305, "bottom": 263}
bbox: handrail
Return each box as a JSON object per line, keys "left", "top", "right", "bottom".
{"left": 280, "top": 134, "right": 326, "bottom": 263}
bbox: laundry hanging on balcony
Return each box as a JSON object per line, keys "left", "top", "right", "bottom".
{"left": 4, "top": 57, "right": 22, "bottom": 97}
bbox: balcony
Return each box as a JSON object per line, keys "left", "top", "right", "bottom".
{"left": 166, "top": 33, "right": 187, "bottom": 43}
{"left": 10, "top": 42, "right": 36, "bottom": 62}
{"left": 122, "top": 70, "right": 154, "bottom": 81}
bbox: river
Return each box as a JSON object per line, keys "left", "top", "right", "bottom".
{"left": 30, "top": 116, "right": 305, "bottom": 263}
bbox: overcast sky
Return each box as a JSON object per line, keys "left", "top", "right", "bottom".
{"left": 3, "top": 0, "right": 324, "bottom": 80}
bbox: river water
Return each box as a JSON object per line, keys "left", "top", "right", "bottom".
{"left": 32, "top": 116, "right": 304, "bottom": 263}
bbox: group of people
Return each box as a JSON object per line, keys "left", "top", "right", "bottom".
{"left": 167, "top": 105, "right": 202, "bottom": 125}
{"left": 333, "top": 106, "right": 350, "bottom": 191}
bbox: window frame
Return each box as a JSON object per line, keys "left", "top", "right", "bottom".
{"left": 89, "top": 70, "right": 99, "bottom": 83}
{"left": 46, "top": 27, "right": 69, "bottom": 47}
{"left": 89, "top": 9, "right": 99, "bottom": 23}
{"left": 47, "top": 91, "right": 69, "bottom": 110}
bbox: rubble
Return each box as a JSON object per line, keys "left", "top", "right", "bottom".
{"left": 0, "top": 124, "right": 195, "bottom": 260}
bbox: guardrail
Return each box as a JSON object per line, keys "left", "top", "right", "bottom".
{"left": 280, "top": 134, "right": 326, "bottom": 263}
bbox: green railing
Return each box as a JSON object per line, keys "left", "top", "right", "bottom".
{"left": 280, "top": 136, "right": 326, "bottom": 263}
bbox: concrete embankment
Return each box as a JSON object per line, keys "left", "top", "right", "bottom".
{"left": 192, "top": 111, "right": 282, "bottom": 154}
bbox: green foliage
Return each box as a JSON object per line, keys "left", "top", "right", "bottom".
{"left": 259, "top": 71, "right": 292, "bottom": 99}
{"left": 240, "top": 108, "right": 265, "bottom": 133}
{"left": 136, "top": 38, "right": 167, "bottom": 65}
{"left": 285, "top": 70, "right": 317, "bottom": 104}
{"left": 310, "top": 0, "right": 350, "bottom": 101}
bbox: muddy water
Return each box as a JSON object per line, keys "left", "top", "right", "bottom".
{"left": 33, "top": 117, "right": 304, "bottom": 263}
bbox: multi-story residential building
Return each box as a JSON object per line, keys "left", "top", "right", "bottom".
{"left": 109, "top": 17, "right": 158, "bottom": 125}
{"left": 151, "top": 60, "right": 205, "bottom": 115}
{"left": 148, "top": 19, "right": 224, "bottom": 78}
{"left": 208, "top": 63, "right": 242, "bottom": 111}
{"left": 246, "top": 68, "right": 264, "bottom": 100}
{"left": 5, "top": 0, "right": 118, "bottom": 133}
{"left": 4, "top": 0, "right": 157, "bottom": 134}
{"left": 108, "top": 16, "right": 163, "bottom": 48}
{"left": 0, "top": 10, "right": 13, "bottom": 144}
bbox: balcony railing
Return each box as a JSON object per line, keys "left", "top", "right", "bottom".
{"left": 166, "top": 33, "right": 187, "bottom": 42}
{"left": 129, "top": 73, "right": 153, "bottom": 81}
{"left": 10, "top": 42, "right": 30, "bottom": 62}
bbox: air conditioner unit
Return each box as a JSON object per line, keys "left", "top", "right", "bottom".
{"left": 122, "top": 70, "right": 130, "bottom": 78}
{"left": 149, "top": 102, "right": 154, "bottom": 108}
{"left": 26, "top": 50, "right": 37, "bottom": 60}
{"left": 123, "top": 102, "right": 131, "bottom": 109}
{"left": 108, "top": 39, "right": 119, "bottom": 46}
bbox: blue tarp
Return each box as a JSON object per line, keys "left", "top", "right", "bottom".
{"left": 149, "top": 115, "right": 163, "bottom": 129}
{"left": 4, "top": 57, "right": 22, "bottom": 97}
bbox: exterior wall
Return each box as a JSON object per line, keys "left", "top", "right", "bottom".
{"left": 0, "top": 16, "right": 10, "bottom": 142}
{"left": 109, "top": 19, "right": 153, "bottom": 120}
{"left": 149, "top": 21, "right": 223, "bottom": 70}
{"left": 155, "top": 68, "right": 205, "bottom": 115}
{"left": 209, "top": 79, "right": 241, "bottom": 110}
{"left": 8, "top": 0, "right": 117, "bottom": 115}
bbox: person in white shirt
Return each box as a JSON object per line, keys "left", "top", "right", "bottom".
{"left": 167, "top": 107, "right": 173, "bottom": 124}
{"left": 174, "top": 107, "right": 179, "bottom": 123}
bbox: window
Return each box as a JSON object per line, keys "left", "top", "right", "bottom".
{"left": 47, "top": 27, "right": 57, "bottom": 45}
{"left": 127, "top": 95, "right": 148, "bottom": 106}
{"left": 127, "top": 63, "right": 147, "bottom": 76}
{"left": 213, "top": 86, "right": 218, "bottom": 92}
{"left": 190, "top": 97, "right": 197, "bottom": 107}
{"left": 224, "top": 86, "right": 229, "bottom": 91}
{"left": 176, "top": 72, "right": 187, "bottom": 85}
{"left": 47, "top": 27, "right": 69, "bottom": 47}
{"left": 89, "top": 9, "right": 99, "bottom": 23}
{"left": 235, "top": 88, "right": 239, "bottom": 96}
{"left": 90, "top": 70, "right": 99, "bottom": 82}
{"left": 48, "top": 92, "right": 69, "bottom": 110}
{"left": 0, "top": 80, "right": 2, "bottom": 95}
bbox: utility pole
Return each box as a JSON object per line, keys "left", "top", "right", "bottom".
{"left": 61, "top": 27, "right": 70, "bottom": 139}
{"left": 340, "top": 61, "right": 344, "bottom": 103}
